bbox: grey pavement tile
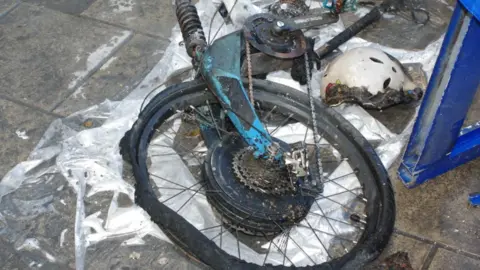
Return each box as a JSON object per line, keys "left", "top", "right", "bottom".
{"left": 0, "top": 3, "right": 132, "bottom": 111}
{"left": 368, "top": 234, "right": 431, "bottom": 269}
{"left": 340, "top": 0, "right": 453, "bottom": 50}
{"left": 54, "top": 34, "right": 168, "bottom": 116}
{"left": 464, "top": 86, "right": 480, "bottom": 128}
{"left": 428, "top": 248, "right": 480, "bottom": 270}
{"left": 0, "top": 99, "right": 55, "bottom": 179}
{"left": 22, "top": 0, "right": 96, "bottom": 15}
{"left": 390, "top": 158, "right": 480, "bottom": 255}
{"left": 0, "top": 0, "right": 18, "bottom": 16}
{"left": 0, "top": 174, "right": 77, "bottom": 269}
{"left": 82, "top": 0, "right": 177, "bottom": 38}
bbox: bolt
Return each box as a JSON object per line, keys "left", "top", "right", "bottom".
{"left": 276, "top": 21, "right": 285, "bottom": 28}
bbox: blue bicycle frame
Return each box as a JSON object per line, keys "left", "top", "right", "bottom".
{"left": 195, "top": 31, "right": 282, "bottom": 159}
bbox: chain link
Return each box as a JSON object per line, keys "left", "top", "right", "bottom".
{"left": 304, "top": 51, "right": 324, "bottom": 188}
{"left": 245, "top": 39, "right": 254, "bottom": 103}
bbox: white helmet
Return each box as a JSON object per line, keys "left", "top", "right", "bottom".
{"left": 320, "top": 47, "right": 417, "bottom": 98}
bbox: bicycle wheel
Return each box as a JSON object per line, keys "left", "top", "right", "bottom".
{"left": 125, "top": 78, "right": 395, "bottom": 269}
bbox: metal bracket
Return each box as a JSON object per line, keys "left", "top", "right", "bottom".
{"left": 398, "top": 3, "right": 480, "bottom": 206}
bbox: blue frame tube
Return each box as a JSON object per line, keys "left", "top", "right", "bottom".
{"left": 398, "top": 2, "right": 480, "bottom": 188}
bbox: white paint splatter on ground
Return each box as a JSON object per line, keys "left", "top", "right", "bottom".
{"left": 100, "top": 57, "right": 117, "bottom": 71}
{"left": 72, "top": 86, "right": 86, "bottom": 99}
{"left": 15, "top": 130, "right": 29, "bottom": 140}
{"left": 68, "top": 31, "right": 132, "bottom": 89}
{"left": 60, "top": 229, "right": 68, "bottom": 247}
{"left": 110, "top": 0, "right": 135, "bottom": 13}
{"left": 17, "top": 238, "right": 57, "bottom": 262}
{"left": 153, "top": 49, "right": 165, "bottom": 56}
{"left": 158, "top": 257, "right": 169, "bottom": 265}
{"left": 122, "top": 236, "right": 146, "bottom": 246}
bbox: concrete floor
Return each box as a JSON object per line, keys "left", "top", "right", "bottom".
{"left": 0, "top": 0, "right": 479, "bottom": 269}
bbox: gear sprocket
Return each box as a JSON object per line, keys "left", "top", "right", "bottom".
{"left": 232, "top": 148, "right": 294, "bottom": 194}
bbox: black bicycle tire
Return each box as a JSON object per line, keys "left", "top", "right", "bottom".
{"left": 126, "top": 78, "right": 395, "bottom": 270}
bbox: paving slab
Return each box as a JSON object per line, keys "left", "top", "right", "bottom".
{"left": 428, "top": 248, "right": 480, "bottom": 270}
{"left": 367, "top": 233, "right": 431, "bottom": 269}
{"left": 0, "top": 99, "right": 55, "bottom": 179}
{"left": 0, "top": 172, "right": 77, "bottom": 268}
{"left": 54, "top": 34, "right": 168, "bottom": 116}
{"left": 0, "top": 0, "right": 18, "bottom": 16}
{"left": 82, "top": 0, "right": 177, "bottom": 38}
{"left": 0, "top": 3, "right": 132, "bottom": 111}
{"left": 22, "top": 0, "right": 96, "bottom": 15}
{"left": 341, "top": 0, "right": 453, "bottom": 50}
{"left": 390, "top": 158, "right": 480, "bottom": 255}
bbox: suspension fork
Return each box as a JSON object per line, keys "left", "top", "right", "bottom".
{"left": 175, "top": 0, "right": 281, "bottom": 158}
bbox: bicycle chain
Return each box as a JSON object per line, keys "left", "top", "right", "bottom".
{"left": 245, "top": 39, "right": 254, "bottom": 103}
{"left": 244, "top": 35, "right": 324, "bottom": 189}
{"left": 304, "top": 48, "right": 324, "bottom": 188}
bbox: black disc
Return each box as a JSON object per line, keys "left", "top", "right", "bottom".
{"left": 243, "top": 13, "right": 306, "bottom": 59}
{"left": 203, "top": 135, "right": 314, "bottom": 235}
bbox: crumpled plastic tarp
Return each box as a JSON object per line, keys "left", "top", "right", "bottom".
{"left": 0, "top": 0, "right": 444, "bottom": 269}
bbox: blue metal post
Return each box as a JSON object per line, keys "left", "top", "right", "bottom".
{"left": 469, "top": 192, "right": 480, "bottom": 206}
{"left": 398, "top": 1, "right": 480, "bottom": 200}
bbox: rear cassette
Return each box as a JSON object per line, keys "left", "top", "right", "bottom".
{"left": 203, "top": 135, "right": 314, "bottom": 235}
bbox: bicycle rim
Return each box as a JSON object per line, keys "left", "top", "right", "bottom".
{"left": 126, "top": 78, "right": 395, "bottom": 269}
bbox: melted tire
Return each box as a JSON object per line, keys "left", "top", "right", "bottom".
{"left": 127, "top": 79, "right": 395, "bottom": 269}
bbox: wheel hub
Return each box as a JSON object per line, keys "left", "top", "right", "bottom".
{"left": 203, "top": 136, "right": 314, "bottom": 235}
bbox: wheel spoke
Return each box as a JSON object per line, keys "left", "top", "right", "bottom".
{"left": 272, "top": 220, "right": 316, "bottom": 265}
{"left": 313, "top": 200, "right": 349, "bottom": 252}
{"left": 199, "top": 224, "right": 223, "bottom": 232}
{"left": 270, "top": 113, "right": 294, "bottom": 136}
{"left": 187, "top": 106, "right": 232, "bottom": 135}
{"left": 236, "top": 229, "right": 241, "bottom": 259}
{"left": 206, "top": 100, "right": 223, "bottom": 139}
{"left": 324, "top": 175, "right": 365, "bottom": 199}
{"left": 176, "top": 184, "right": 204, "bottom": 213}
{"left": 262, "top": 237, "right": 273, "bottom": 266}
{"left": 296, "top": 224, "right": 358, "bottom": 243}
{"left": 283, "top": 229, "right": 290, "bottom": 265}
{"left": 154, "top": 130, "right": 204, "bottom": 164}
{"left": 209, "top": 0, "right": 240, "bottom": 44}
{"left": 308, "top": 210, "right": 363, "bottom": 230}
{"left": 210, "top": 210, "right": 257, "bottom": 241}
{"left": 261, "top": 232, "right": 295, "bottom": 267}
{"left": 220, "top": 216, "right": 223, "bottom": 249}
{"left": 262, "top": 105, "right": 277, "bottom": 123}
{"left": 304, "top": 218, "right": 332, "bottom": 260}
{"left": 302, "top": 119, "right": 310, "bottom": 146}
{"left": 150, "top": 173, "right": 220, "bottom": 195}
{"left": 155, "top": 186, "right": 220, "bottom": 196}
{"left": 161, "top": 182, "right": 202, "bottom": 204}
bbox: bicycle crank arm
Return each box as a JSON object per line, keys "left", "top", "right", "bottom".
{"left": 273, "top": 11, "right": 339, "bottom": 33}
{"left": 241, "top": 8, "right": 381, "bottom": 76}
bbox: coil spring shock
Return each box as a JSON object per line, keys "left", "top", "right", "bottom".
{"left": 175, "top": 0, "right": 206, "bottom": 58}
